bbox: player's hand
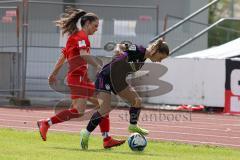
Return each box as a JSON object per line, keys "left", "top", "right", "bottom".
{"left": 48, "top": 74, "right": 57, "bottom": 85}
{"left": 114, "top": 50, "right": 124, "bottom": 56}
{"left": 96, "top": 65, "right": 102, "bottom": 75}
{"left": 114, "top": 44, "right": 125, "bottom": 56}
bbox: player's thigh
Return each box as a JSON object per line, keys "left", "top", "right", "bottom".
{"left": 72, "top": 98, "right": 87, "bottom": 114}
{"left": 118, "top": 86, "right": 142, "bottom": 107}
{"left": 87, "top": 95, "right": 101, "bottom": 107}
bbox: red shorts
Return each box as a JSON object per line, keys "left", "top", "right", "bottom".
{"left": 67, "top": 75, "right": 95, "bottom": 99}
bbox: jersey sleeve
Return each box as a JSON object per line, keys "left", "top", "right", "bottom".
{"left": 127, "top": 44, "right": 143, "bottom": 61}
{"left": 128, "top": 44, "right": 137, "bottom": 52}
{"left": 78, "top": 37, "right": 90, "bottom": 54}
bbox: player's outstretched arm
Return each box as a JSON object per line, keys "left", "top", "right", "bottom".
{"left": 80, "top": 49, "right": 102, "bottom": 71}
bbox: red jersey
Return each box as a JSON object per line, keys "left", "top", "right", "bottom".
{"left": 62, "top": 30, "right": 90, "bottom": 76}
{"left": 61, "top": 30, "right": 94, "bottom": 99}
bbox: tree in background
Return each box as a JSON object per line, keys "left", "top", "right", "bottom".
{"left": 208, "top": 0, "right": 240, "bottom": 47}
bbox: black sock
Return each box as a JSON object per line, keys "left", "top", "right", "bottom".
{"left": 129, "top": 107, "right": 141, "bottom": 125}
{"left": 86, "top": 111, "right": 102, "bottom": 132}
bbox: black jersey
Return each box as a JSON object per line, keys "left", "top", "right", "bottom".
{"left": 96, "top": 45, "right": 147, "bottom": 94}
{"left": 103, "top": 44, "right": 146, "bottom": 73}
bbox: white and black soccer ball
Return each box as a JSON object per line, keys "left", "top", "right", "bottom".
{"left": 128, "top": 133, "right": 147, "bottom": 151}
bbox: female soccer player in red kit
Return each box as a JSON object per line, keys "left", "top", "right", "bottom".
{"left": 37, "top": 7, "right": 125, "bottom": 149}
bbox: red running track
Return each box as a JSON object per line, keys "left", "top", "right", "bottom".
{"left": 0, "top": 106, "right": 240, "bottom": 148}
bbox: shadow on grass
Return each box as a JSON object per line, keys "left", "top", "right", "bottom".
{"left": 52, "top": 146, "right": 174, "bottom": 157}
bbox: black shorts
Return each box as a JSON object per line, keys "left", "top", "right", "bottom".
{"left": 95, "top": 63, "right": 130, "bottom": 94}
{"left": 95, "top": 70, "right": 117, "bottom": 94}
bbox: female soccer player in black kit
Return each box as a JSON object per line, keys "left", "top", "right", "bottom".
{"left": 80, "top": 38, "right": 169, "bottom": 149}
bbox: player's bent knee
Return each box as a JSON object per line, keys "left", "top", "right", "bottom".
{"left": 133, "top": 98, "right": 142, "bottom": 107}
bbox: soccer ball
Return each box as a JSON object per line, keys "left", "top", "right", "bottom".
{"left": 128, "top": 133, "right": 147, "bottom": 151}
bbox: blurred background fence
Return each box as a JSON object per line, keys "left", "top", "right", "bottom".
{"left": 0, "top": 0, "right": 159, "bottom": 102}
{"left": 2, "top": 0, "right": 239, "bottom": 105}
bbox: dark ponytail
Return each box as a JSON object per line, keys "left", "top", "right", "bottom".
{"left": 149, "top": 38, "right": 169, "bottom": 56}
{"left": 55, "top": 6, "right": 87, "bottom": 35}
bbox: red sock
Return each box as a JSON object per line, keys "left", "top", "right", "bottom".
{"left": 50, "top": 108, "right": 80, "bottom": 124}
{"left": 99, "top": 114, "right": 110, "bottom": 132}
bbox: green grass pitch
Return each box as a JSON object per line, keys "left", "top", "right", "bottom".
{"left": 0, "top": 128, "right": 240, "bottom": 160}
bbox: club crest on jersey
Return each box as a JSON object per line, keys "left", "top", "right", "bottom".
{"left": 78, "top": 40, "right": 86, "bottom": 47}
{"left": 105, "top": 84, "right": 111, "bottom": 90}
{"left": 129, "top": 45, "right": 137, "bottom": 51}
